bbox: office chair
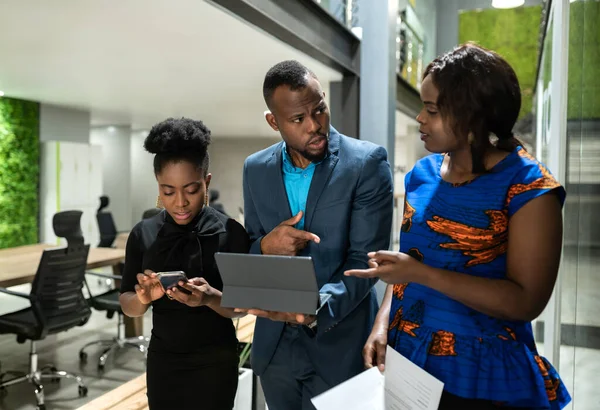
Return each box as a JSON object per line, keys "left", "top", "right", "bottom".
{"left": 97, "top": 195, "right": 118, "bottom": 248}
{"left": 141, "top": 207, "right": 162, "bottom": 220}
{"left": 78, "top": 206, "right": 157, "bottom": 370}
{"left": 0, "top": 211, "right": 91, "bottom": 410}
{"left": 209, "top": 189, "right": 228, "bottom": 216}
{"left": 78, "top": 263, "right": 149, "bottom": 371}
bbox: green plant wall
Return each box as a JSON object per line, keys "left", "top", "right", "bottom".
{"left": 459, "top": 6, "right": 542, "bottom": 119}
{"left": 0, "top": 97, "right": 40, "bottom": 249}
{"left": 568, "top": 1, "right": 600, "bottom": 119}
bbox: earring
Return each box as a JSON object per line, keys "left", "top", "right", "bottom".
{"left": 205, "top": 190, "right": 209, "bottom": 206}
{"left": 156, "top": 195, "right": 164, "bottom": 209}
{"left": 468, "top": 133, "right": 475, "bottom": 144}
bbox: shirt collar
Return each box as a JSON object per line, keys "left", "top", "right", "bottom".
{"left": 282, "top": 142, "right": 293, "bottom": 166}
{"left": 282, "top": 142, "right": 327, "bottom": 170}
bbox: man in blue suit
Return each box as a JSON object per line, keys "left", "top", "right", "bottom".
{"left": 242, "top": 60, "right": 393, "bottom": 410}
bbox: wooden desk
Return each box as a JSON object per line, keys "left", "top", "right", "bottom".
{"left": 77, "top": 373, "right": 148, "bottom": 410}
{"left": 0, "top": 243, "right": 144, "bottom": 335}
{"left": 0, "top": 244, "right": 125, "bottom": 288}
{"left": 114, "top": 233, "right": 129, "bottom": 250}
{"left": 235, "top": 315, "right": 256, "bottom": 344}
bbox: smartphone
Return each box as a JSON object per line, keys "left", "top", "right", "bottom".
{"left": 156, "top": 271, "right": 189, "bottom": 292}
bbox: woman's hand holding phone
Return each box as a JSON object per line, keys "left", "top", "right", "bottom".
{"left": 135, "top": 270, "right": 165, "bottom": 304}
{"left": 167, "top": 277, "right": 221, "bottom": 308}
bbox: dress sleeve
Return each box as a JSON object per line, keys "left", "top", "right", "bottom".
{"left": 223, "top": 218, "right": 251, "bottom": 254}
{"left": 119, "top": 224, "right": 144, "bottom": 293}
{"left": 506, "top": 159, "right": 566, "bottom": 217}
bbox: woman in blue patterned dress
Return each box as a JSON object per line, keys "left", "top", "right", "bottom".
{"left": 345, "top": 44, "right": 571, "bottom": 409}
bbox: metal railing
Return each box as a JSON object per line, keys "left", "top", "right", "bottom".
{"left": 313, "top": 0, "right": 426, "bottom": 92}
{"left": 396, "top": 8, "right": 425, "bottom": 91}
{"left": 313, "top": 0, "right": 359, "bottom": 31}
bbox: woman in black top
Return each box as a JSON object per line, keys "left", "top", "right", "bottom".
{"left": 119, "top": 117, "right": 249, "bottom": 410}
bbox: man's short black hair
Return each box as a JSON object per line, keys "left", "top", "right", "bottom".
{"left": 263, "top": 60, "right": 318, "bottom": 109}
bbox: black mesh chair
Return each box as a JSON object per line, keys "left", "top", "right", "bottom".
{"left": 141, "top": 208, "right": 162, "bottom": 220}
{"left": 96, "top": 196, "right": 121, "bottom": 290}
{"left": 78, "top": 208, "right": 155, "bottom": 370}
{"left": 78, "top": 264, "right": 149, "bottom": 370}
{"left": 209, "top": 189, "right": 228, "bottom": 216}
{"left": 97, "top": 196, "right": 118, "bottom": 248}
{"left": 0, "top": 211, "right": 91, "bottom": 410}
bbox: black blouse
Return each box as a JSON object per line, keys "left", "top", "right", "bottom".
{"left": 120, "top": 206, "right": 250, "bottom": 353}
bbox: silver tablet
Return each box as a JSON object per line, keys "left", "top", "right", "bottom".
{"left": 215, "top": 253, "right": 331, "bottom": 315}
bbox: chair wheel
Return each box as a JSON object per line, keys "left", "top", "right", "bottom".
{"left": 78, "top": 386, "right": 88, "bottom": 397}
{"left": 36, "top": 405, "right": 46, "bottom": 410}
{"left": 97, "top": 363, "right": 105, "bottom": 371}
{"left": 79, "top": 352, "right": 88, "bottom": 362}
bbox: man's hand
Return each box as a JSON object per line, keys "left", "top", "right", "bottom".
{"left": 167, "top": 277, "right": 220, "bottom": 308}
{"left": 235, "top": 308, "right": 315, "bottom": 325}
{"left": 134, "top": 270, "right": 165, "bottom": 305}
{"left": 260, "top": 211, "right": 320, "bottom": 255}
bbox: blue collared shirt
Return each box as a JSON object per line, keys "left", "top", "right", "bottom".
{"left": 281, "top": 143, "right": 319, "bottom": 230}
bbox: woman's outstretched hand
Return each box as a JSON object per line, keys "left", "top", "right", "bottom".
{"left": 345, "top": 251, "right": 423, "bottom": 284}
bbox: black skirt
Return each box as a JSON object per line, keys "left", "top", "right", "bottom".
{"left": 438, "top": 391, "right": 532, "bottom": 410}
{"left": 146, "top": 343, "right": 239, "bottom": 410}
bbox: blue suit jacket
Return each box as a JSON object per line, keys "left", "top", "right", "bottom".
{"left": 242, "top": 127, "right": 393, "bottom": 386}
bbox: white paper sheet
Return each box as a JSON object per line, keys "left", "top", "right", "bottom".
{"left": 383, "top": 346, "right": 444, "bottom": 410}
{"left": 311, "top": 346, "right": 444, "bottom": 410}
{"left": 311, "top": 366, "right": 384, "bottom": 410}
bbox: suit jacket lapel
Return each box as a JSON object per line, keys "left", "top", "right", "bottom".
{"left": 304, "top": 128, "right": 340, "bottom": 232}
{"left": 265, "top": 143, "right": 293, "bottom": 223}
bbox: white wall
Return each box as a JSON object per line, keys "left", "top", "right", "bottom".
{"left": 208, "top": 137, "right": 280, "bottom": 220}
{"left": 129, "top": 133, "right": 280, "bottom": 226}
{"left": 130, "top": 130, "right": 156, "bottom": 225}
{"left": 394, "top": 110, "right": 426, "bottom": 193}
{"left": 90, "top": 126, "right": 133, "bottom": 230}
{"left": 40, "top": 104, "right": 90, "bottom": 143}
{"left": 38, "top": 104, "right": 98, "bottom": 243}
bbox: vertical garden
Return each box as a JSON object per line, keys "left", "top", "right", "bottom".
{"left": 0, "top": 97, "right": 40, "bottom": 248}
{"left": 458, "top": 5, "right": 542, "bottom": 120}
{"left": 459, "top": 2, "right": 599, "bottom": 121}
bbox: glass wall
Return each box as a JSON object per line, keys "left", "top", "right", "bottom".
{"left": 536, "top": 1, "right": 600, "bottom": 408}
{"left": 564, "top": 1, "right": 600, "bottom": 408}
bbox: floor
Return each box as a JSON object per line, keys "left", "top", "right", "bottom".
{"left": 557, "top": 344, "right": 600, "bottom": 410}
{"left": 550, "top": 246, "right": 600, "bottom": 410}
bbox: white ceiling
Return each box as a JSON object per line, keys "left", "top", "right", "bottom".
{"left": 0, "top": 0, "right": 343, "bottom": 137}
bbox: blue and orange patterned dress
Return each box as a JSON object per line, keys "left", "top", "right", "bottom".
{"left": 390, "top": 147, "right": 571, "bottom": 409}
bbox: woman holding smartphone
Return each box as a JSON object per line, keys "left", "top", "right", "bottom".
{"left": 119, "top": 117, "right": 249, "bottom": 410}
